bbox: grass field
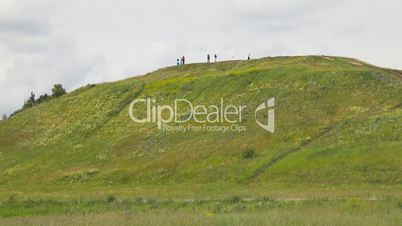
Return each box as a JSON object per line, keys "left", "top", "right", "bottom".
{"left": 1, "top": 197, "right": 402, "bottom": 225}
{"left": 0, "top": 56, "right": 401, "bottom": 224}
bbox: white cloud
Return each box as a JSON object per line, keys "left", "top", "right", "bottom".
{"left": 0, "top": 0, "right": 402, "bottom": 115}
{"left": 0, "top": 0, "right": 103, "bottom": 115}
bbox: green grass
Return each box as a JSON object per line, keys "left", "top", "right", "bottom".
{"left": 0, "top": 56, "right": 401, "bottom": 223}
{"left": 0, "top": 197, "right": 401, "bottom": 225}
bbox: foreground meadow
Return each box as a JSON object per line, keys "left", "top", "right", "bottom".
{"left": 1, "top": 196, "right": 401, "bottom": 226}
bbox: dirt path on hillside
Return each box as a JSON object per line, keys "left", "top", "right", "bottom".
{"left": 247, "top": 122, "right": 341, "bottom": 185}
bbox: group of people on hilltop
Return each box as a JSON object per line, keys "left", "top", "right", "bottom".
{"left": 207, "top": 53, "right": 218, "bottom": 63}
{"left": 176, "top": 53, "right": 251, "bottom": 66}
{"left": 177, "top": 56, "right": 186, "bottom": 66}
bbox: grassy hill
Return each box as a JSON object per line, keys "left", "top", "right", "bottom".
{"left": 0, "top": 56, "right": 401, "bottom": 220}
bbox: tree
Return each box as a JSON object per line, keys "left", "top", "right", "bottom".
{"left": 23, "top": 92, "right": 36, "bottom": 109}
{"left": 51, "top": 84, "right": 66, "bottom": 98}
{"left": 15, "top": 84, "right": 67, "bottom": 116}
{"left": 1, "top": 114, "right": 6, "bottom": 120}
{"left": 36, "top": 93, "right": 51, "bottom": 104}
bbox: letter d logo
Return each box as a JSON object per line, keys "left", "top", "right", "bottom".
{"left": 254, "top": 98, "right": 275, "bottom": 133}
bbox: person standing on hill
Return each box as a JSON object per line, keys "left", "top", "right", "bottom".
{"left": 207, "top": 54, "right": 211, "bottom": 63}
{"left": 182, "top": 56, "right": 185, "bottom": 65}
{"left": 248, "top": 54, "right": 251, "bottom": 61}
{"left": 214, "top": 54, "right": 217, "bottom": 62}
{"left": 177, "top": 58, "right": 180, "bottom": 66}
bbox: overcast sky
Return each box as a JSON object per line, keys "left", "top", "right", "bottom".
{"left": 1, "top": 0, "right": 401, "bottom": 116}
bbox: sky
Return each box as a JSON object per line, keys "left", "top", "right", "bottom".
{"left": 1, "top": 0, "right": 401, "bottom": 116}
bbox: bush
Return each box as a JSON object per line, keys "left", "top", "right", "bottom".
{"left": 23, "top": 92, "right": 36, "bottom": 109}
{"left": 106, "top": 195, "right": 116, "bottom": 203}
{"left": 14, "top": 84, "right": 68, "bottom": 117}
{"left": 51, "top": 84, "right": 66, "bottom": 98}
{"left": 242, "top": 147, "right": 256, "bottom": 159}
{"left": 36, "top": 93, "right": 51, "bottom": 104}
{"left": 231, "top": 195, "right": 241, "bottom": 203}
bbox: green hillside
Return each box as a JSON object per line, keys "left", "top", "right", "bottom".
{"left": 0, "top": 55, "right": 401, "bottom": 203}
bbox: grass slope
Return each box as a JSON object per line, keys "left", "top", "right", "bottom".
{"left": 0, "top": 55, "right": 401, "bottom": 205}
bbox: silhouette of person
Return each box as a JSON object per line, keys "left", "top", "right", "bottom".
{"left": 214, "top": 54, "right": 217, "bottom": 62}
{"left": 207, "top": 54, "right": 211, "bottom": 63}
{"left": 177, "top": 58, "right": 180, "bottom": 66}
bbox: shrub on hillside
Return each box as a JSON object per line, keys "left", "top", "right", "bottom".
{"left": 23, "top": 92, "right": 36, "bottom": 109}
{"left": 13, "top": 84, "right": 68, "bottom": 117}
{"left": 52, "top": 84, "right": 66, "bottom": 98}
{"left": 231, "top": 195, "right": 241, "bottom": 203}
{"left": 106, "top": 195, "right": 116, "bottom": 203}
{"left": 242, "top": 147, "right": 256, "bottom": 159}
{"left": 36, "top": 93, "right": 51, "bottom": 104}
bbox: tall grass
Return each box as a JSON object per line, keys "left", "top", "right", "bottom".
{"left": 1, "top": 198, "right": 401, "bottom": 226}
